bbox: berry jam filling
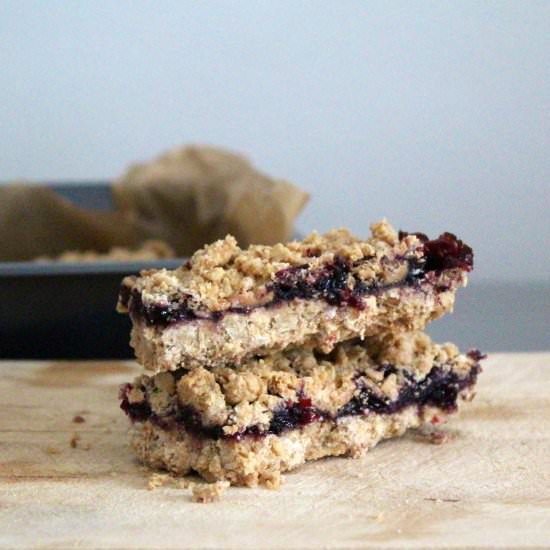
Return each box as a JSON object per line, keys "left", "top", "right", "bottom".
{"left": 423, "top": 233, "right": 473, "bottom": 272}
{"left": 120, "top": 360, "right": 481, "bottom": 440}
{"left": 269, "top": 397, "right": 324, "bottom": 435}
{"left": 120, "top": 232, "right": 473, "bottom": 327}
{"left": 123, "top": 292, "right": 202, "bottom": 325}
{"left": 118, "top": 384, "right": 152, "bottom": 422}
{"left": 173, "top": 407, "right": 225, "bottom": 439}
{"left": 336, "top": 363, "right": 480, "bottom": 418}
{"left": 270, "top": 257, "right": 366, "bottom": 309}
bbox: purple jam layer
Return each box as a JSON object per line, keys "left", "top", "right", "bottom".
{"left": 398, "top": 231, "right": 474, "bottom": 273}
{"left": 120, "top": 356, "right": 482, "bottom": 441}
{"left": 119, "top": 383, "right": 152, "bottom": 422}
{"left": 120, "top": 232, "right": 473, "bottom": 327}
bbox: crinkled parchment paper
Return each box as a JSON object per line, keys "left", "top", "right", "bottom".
{"left": 0, "top": 146, "right": 308, "bottom": 261}
{"left": 0, "top": 184, "right": 141, "bottom": 261}
{"left": 113, "top": 146, "right": 308, "bottom": 255}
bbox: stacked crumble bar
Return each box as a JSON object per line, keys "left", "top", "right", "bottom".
{"left": 118, "top": 220, "right": 483, "bottom": 487}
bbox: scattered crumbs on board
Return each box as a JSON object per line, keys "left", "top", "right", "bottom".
{"left": 44, "top": 447, "right": 61, "bottom": 455}
{"left": 191, "top": 481, "right": 230, "bottom": 503}
{"left": 69, "top": 433, "right": 91, "bottom": 450}
{"left": 146, "top": 473, "right": 229, "bottom": 502}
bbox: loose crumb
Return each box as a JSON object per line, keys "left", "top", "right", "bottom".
{"left": 69, "top": 433, "right": 90, "bottom": 450}
{"left": 374, "top": 512, "right": 385, "bottom": 523}
{"left": 44, "top": 447, "right": 61, "bottom": 455}
{"left": 176, "top": 479, "right": 192, "bottom": 490}
{"left": 147, "top": 473, "right": 171, "bottom": 490}
{"left": 263, "top": 472, "right": 281, "bottom": 490}
{"left": 146, "top": 472, "right": 202, "bottom": 493}
{"left": 416, "top": 427, "right": 455, "bottom": 445}
{"left": 462, "top": 391, "right": 477, "bottom": 402}
{"left": 191, "top": 481, "right": 230, "bottom": 503}
{"left": 72, "top": 415, "right": 86, "bottom": 424}
{"left": 429, "top": 431, "right": 451, "bottom": 445}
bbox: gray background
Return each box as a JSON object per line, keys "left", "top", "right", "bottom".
{"left": 1, "top": 1, "right": 549, "bottom": 350}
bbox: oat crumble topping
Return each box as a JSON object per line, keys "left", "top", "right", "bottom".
{"left": 121, "top": 332, "right": 478, "bottom": 435}
{"left": 118, "top": 221, "right": 423, "bottom": 313}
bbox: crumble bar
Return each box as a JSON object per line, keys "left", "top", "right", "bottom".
{"left": 120, "top": 332, "right": 483, "bottom": 487}
{"left": 117, "top": 221, "right": 473, "bottom": 371}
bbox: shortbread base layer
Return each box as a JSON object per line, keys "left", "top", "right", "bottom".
{"left": 130, "top": 404, "right": 460, "bottom": 488}
{"left": 130, "top": 277, "right": 463, "bottom": 372}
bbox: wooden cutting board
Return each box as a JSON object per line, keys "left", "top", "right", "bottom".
{"left": 0, "top": 353, "right": 549, "bottom": 549}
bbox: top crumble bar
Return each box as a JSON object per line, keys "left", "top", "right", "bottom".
{"left": 118, "top": 220, "right": 473, "bottom": 371}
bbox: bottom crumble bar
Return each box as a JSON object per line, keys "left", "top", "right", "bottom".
{"left": 120, "top": 332, "right": 483, "bottom": 487}
{"left": 132, "top": 405, "right": 455, "bottom": 488}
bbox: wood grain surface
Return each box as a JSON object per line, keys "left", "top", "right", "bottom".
{"left": 0, "top": 354, "right": 549, "bottom": 549}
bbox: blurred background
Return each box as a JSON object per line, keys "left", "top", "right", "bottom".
{"left": 1, "top": 1, "right": 548, "bottom": 352}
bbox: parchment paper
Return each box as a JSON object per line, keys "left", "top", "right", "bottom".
{"left": 0, "top": 146, "right": 308, "bottom": 261}
{"left": 113, "top": 146, "right": 309, "bottom": 255}
{"left": 0, "top": 184, "right": 140, "bottom": 261}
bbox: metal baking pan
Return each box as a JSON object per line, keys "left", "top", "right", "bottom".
{"left": 0, "top": 182, "right": 184, "bottom": 359}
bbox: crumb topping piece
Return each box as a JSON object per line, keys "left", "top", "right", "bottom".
{"left": 191, "top": 481, "right": 230, "bottom": 503}
{"left": 119, "top": 220, "right": 428, "bottom": 313}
